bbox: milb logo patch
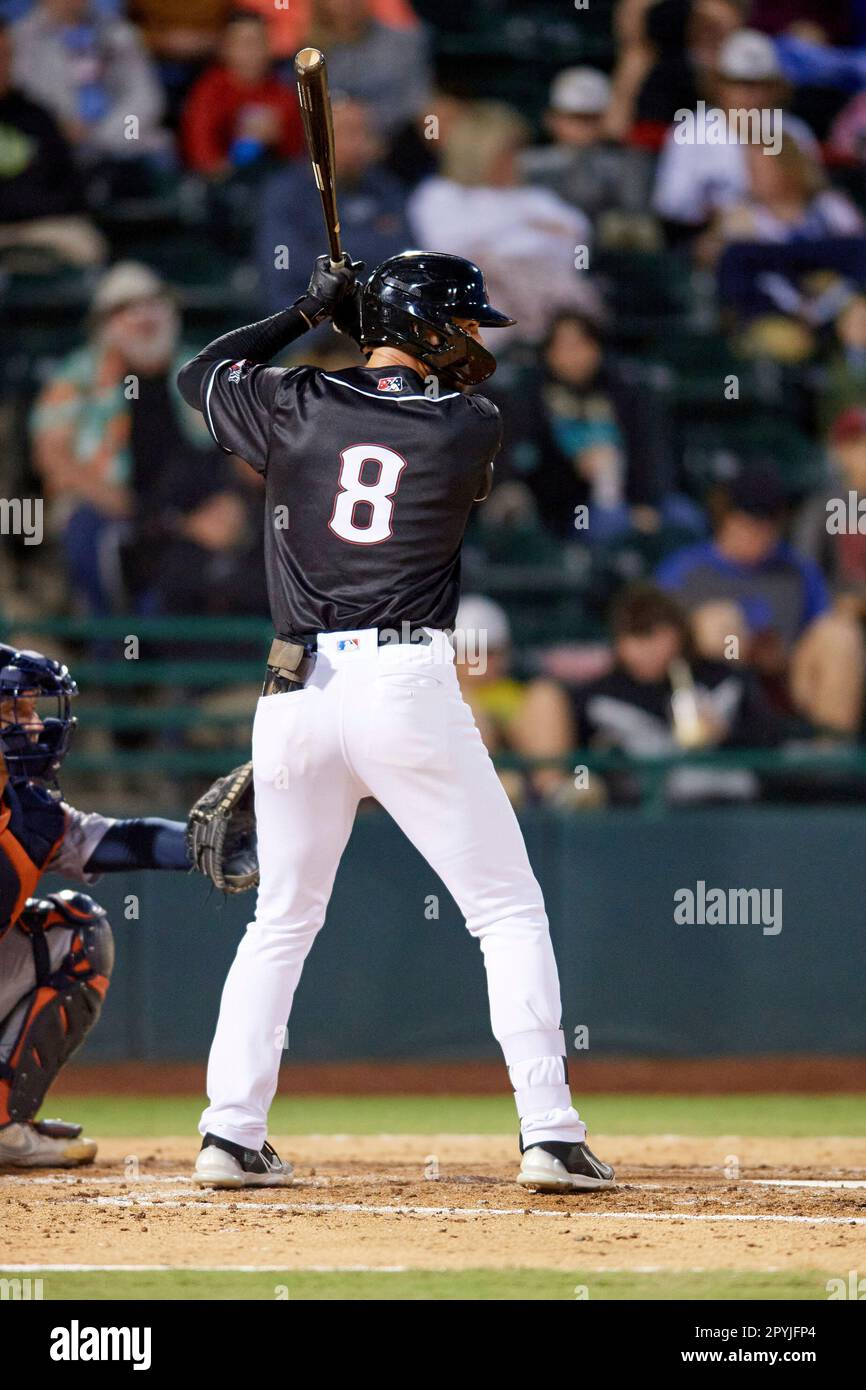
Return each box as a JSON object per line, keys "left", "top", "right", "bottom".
{"left": 227, "top": 359, "right": 248, "bottom": 383}
{"left": 377, "top": 376, "right": 404, "bottom": 393}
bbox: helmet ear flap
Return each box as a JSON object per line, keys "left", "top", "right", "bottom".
{"left": 360, "top": 293, "right": 498, "bottom": 387}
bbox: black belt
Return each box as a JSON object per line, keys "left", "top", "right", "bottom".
{"left": 262, "top": 628, "right": 433, "bottom": 696}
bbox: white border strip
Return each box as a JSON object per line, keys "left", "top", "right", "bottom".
{"left": 321, "top": 374, "right": 460, "bottom": 404}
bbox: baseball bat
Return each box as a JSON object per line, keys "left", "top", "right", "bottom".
{"left": 294, "top": 47, "right": 344, "bottom": 269}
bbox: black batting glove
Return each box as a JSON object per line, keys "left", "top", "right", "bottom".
{"left": 296, "top": 255, "right": 365, "bottom": 327}
{"left": 332, "top": 277, "right": 364, "bottom": 347}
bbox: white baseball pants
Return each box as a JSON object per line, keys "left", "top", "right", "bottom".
{"left": 200, "top": 629, "right": 585, "bottom": 1150}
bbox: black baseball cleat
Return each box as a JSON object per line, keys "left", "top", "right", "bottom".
{"left": 517, "top": 1139, "right": 615, "bottom": 1192}
{"left": 193, "top": 1132, "right": 294, "bottom": 1189}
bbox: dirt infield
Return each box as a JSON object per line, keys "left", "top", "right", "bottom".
{"left": 3, "top": 1136, "right": 865, "bottom": 1275}
{"left": 56, "top": 1057, "right": 866, "bottom": 1095}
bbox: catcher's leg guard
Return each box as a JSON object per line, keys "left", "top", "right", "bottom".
{"left": 0, "top": 892, "right": 114, "bottom": 1126}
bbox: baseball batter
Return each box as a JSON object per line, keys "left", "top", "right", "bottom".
{"left": 178, "top": 251, "right": 614, "bottom": 1193}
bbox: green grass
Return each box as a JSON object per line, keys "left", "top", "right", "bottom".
{"left": 47, "top": 1092, "right": 866, "bottom": 1138}
{"left": 1, "top": 1269, "right": 838, "bottom": 1301}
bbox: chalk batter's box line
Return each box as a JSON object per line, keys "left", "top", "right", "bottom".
{"left": 34, "top": 1192, "right": 866, "bottom": 1224}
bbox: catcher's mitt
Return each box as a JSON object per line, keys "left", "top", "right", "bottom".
{"left": 187, "top": 761, "right": 259, "bottom": 894}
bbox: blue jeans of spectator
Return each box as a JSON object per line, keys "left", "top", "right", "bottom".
{"left": 62, "top": 504, "right": 126, "bottom": 615}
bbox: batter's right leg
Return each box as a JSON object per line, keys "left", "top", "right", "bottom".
{"left": 196, "top": 685, "right": 362, "bottom": 1182}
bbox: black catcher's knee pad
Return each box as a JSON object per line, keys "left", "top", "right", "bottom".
{"left": 0, "top": 892, "right": 114, "bottom": 1124}
{"left": 21, "top": 890, "right": 116, "bottom": 981}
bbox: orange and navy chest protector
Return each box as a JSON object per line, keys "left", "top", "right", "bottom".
{"left": 0, "top": 779, "right": 66, "bottom": 937}
{"left": 0, "top": 781, "right": 113, "bottom": 1127}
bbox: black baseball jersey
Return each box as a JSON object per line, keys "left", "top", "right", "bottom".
{"left": 201, "top": 360, "right": 501, "bottom": 635}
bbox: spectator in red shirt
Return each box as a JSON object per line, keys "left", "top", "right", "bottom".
{"left": 181, "top": 10, "right": 303, "bottom": 176}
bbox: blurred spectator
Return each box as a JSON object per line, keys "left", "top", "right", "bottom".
{"left": 657, "top": 468, "right": 864, "bottom": 734}
{"left": 127, "top": 457, "right": 265, "bottom": 616}
{"left": 131, "top": 0, "right": 230, "bottom": 61}
{"left": 559, "top": 583, "right": 810, "bottom": 805}
{"left": 829, "top": 90, "right": 866, "bottom": 162}
{"left": 12, "top": 0, "right": 169, "bottom": 160}
{"left": 128, "top": 1, "right": 232, "bottom": 130}
{"left": 0, "top": 0, "right": 121, "bottom": 21}
{"left": 256, "top": 97, "right": 409, "bottom": 315}
{"left": 238, "top": 0, "right": 418, "bottom": 62}
{"left": 30, "top": 262, "right": 240, "bottom": 615}
{"left": 490, "top": 310, "right": 702, "bottom": 542}
{"left": 409, "top": 101, "right": 594, "bottom": 343}
{"left": 815, "top": 290, "right": 866, "bottom": 431}
{"left": 604, "top": 0, "right": 743, "bottom": 145}
{"left": 519, "top": 67, "right": 654, "bottom": 242}
{"left": 712, "top": 137, "right": 864, "bottom": 251}
{"left": 306, "top": 0, "right": 431, "bottom": 139}
{"left": 0, "top": 18, "right": 106, "bottom": 266}
{"left": 181, "top": 10, "right": 303, "bottom": 176}
{"left": 384, "top": 86, "right": 467, "bottom": 189}
{"left": 771, "top": 35, "right": 866, "bottom": 92}
{"left": 708, "top": 136, "right": 866, "bottom": 334}
{"left": 794, "top": 406, "right": 866, "bottom": 611}
{"left": 688, "top": 0, "right": 750, "bottom": 75}
{"left": 749, "top": 1, "right": 851, "bottom": 45}
{"left": 653, "top": 27, "right": 818, "bottom": 234}
{"left": 758, "top": 20, "right": 866, "bottom": 144}
{"left": 631, "top": 0, "right": 701, "bottom": 131}
{"left": 453, "top": 594, "right": 568, "bottom": 804}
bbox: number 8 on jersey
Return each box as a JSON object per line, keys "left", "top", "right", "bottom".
{"left": 328, "top": 444, "right": 408, "bottom": 545}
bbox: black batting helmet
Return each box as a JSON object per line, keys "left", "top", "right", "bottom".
{"left": 360, "top": 251, "right": 515, "bottom": 388}
{"left": 0, "top": 647, "right": 78, "bottom": 783}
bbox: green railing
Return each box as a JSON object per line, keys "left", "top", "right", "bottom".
{"left": 5, "top": 614, "right": 866, "bottom": 806}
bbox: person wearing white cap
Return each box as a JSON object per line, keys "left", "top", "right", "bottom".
{"left": 653, "top": 27, "right": 818, "bottom": 230}
{"left": 520, "top": 66, "right": 653, "bottom": 225}
{"left": 452, "top": 595, "right": 572, "bottom": 805}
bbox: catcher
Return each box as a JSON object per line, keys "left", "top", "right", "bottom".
{"left": 0, "top": 642, "right": 256, "bottom": 1168}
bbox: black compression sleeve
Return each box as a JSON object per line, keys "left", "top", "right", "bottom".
{"left": 177, "top": 300, "right": 318, "bottom": 408}
{"left": 84, "top": 819, "right": 190, "bottom": 873}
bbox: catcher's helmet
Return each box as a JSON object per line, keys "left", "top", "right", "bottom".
{"left": 0, "top": 647, "right": 78, "bottom": 783}
{"left": 360, "top": 251, "right": 515, "bottom": 387}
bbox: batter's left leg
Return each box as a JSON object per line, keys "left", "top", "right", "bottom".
{"left": 348, "top": 649, "right": 603, "bottom": 1168}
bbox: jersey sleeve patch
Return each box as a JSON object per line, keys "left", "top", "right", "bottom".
{"left": 203, "top": 360, "right": 285, "bottom": 472}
